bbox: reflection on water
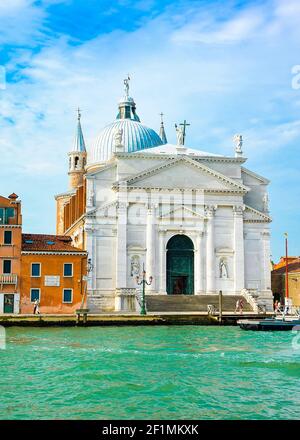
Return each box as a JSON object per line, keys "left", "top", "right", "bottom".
{"left": 0, "top": 326, "right": 299, "bottom": 420}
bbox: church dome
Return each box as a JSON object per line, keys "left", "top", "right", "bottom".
{"left": 88, "top": 77, "right": 163, "bottom": 165}
{"left": 89, "top": 119, "right": 163, "bottom": 164}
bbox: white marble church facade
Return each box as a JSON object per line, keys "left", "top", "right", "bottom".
{"left": 80, "top": 80, "right": 273, "bottom": 313}
{"left": 58, "top": 78, "right": 273, "bottom": 312}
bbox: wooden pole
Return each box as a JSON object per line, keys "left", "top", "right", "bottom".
{"left": 219, "top": 290, "right": 223, "bottom": 323}
{"left": 285, "top": 234, "right": 289, "bottom": 299}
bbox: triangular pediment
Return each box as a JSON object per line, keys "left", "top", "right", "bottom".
{"left": 244, "top": 205, "right": 271, "bottom": 223}
{"left": 241, "top": 167, "right": 270, "bottom": 185}
{"left": 87, "top": 200, "right": 118, "bottom": 218}
{"left": 159, "top": 205, "right": 206, "bottom": 220}
{"left": 115, "top": 157, "right": 248, "bottom": 193}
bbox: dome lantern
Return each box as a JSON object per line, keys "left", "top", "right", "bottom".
{"left": 88, "top": 78, "right": 164, "bottom": 166}
{"left": 116, "top": 75, "right": 140, "bottom": 122}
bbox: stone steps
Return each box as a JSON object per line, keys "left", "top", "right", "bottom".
{"left": 146, "top": 295, "right": 253, "bottom": 312}
{"left": 87, "top": 296, "right": 110, "bottom": 313}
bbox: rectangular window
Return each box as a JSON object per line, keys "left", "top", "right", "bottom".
{"left": 4, "top": 230, "right": 12, "bottom": 245}
{"left": 63, "top": 289, "right": 73, "bottom": 303}
{"left": 0, "top": 208, "right": 15, "bottom": 225}
{"left": 63, "top": 263, "right": 73, "bottom": 277}
{"left": 31, "top": 263, "right": 41, "bottom": 277}
{"left": 30, "top": 289, "right": 40, "bottom": 302}
{"left": 3, "top": 260, "right": 11, "bottom": 274}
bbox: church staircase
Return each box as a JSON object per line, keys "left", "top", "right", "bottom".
{"left": 146, "top": 295, "right": 253, "bottom": 313}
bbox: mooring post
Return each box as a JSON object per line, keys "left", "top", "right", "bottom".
{"left": 219, "top": 290, "right": 223, "bottom": 324}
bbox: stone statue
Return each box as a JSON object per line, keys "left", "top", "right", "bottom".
{"left": 175, "top": 124, "right": 184, "bottom": 146}
{"left": 87, "top": 188, "right": 94, "bottom": 207}
{"left": 233, "top": 134, "right": 243, "bottom": 155}
{"left": 114, "top": 128, "right": 123, "bottom": 149}
{"left": 124, "top": 75, "right": 130, "bottom": 97}
{"left": 220, "top": 259, "right": 228, "bottom": 279}
{"left": 131, "top": 255, "right": 140, "bottom": 277}
{"left": 263, "top": 193, "right": 269, "bottom": 212}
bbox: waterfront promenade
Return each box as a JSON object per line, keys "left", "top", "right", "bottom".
{"left": 0, "top": 311, "right": 273, "bottom": 326}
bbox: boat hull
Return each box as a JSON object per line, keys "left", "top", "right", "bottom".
{"left": 238, "top": 319, "right": 300, "bottom": 331}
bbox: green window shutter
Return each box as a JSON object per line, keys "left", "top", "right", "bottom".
{"left": 30, "top": 289, "right": 40, "bottom": 302}
{"left": 4, "top": 230, "right": 12, "bottom": 244}
{"left": 63, "top": 289, "right": 72, "bottom": 303}
{"left": 31, "top": 263, "right": 41, "bottom": 277}
{"left": 63, "top": 264, "right": 73, "bottom": 277}
{"left": 3, "top": 260, "right": 12, "bottom": 274}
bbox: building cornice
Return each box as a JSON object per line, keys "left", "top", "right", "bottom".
{"left": 86, "top": 162, "right": 117, "bottom": 176}
{"left": 21, "top": 251, "right": 87, "bottom": 256}
{"left": 241, "top": 167, "right": 270, "bottom": 184}
{"left": 54, "top": 189, "right": 76, "bottom": 200}
{"left": 0, "top": 225, "right": 22, "bottom": 228}
{"left": 114, "top": 152, "right": 247, "bottom": 164}
{"left": 64, "top": 215, "right": 85, "bottom": 235}
{"left": 115, "top": 185, "right": 246, "bottom": 195}
{"left": 244, "top": 205, "right": 272, "bottom": 223}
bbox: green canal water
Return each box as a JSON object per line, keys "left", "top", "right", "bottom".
{"left": 0, "top": 326, "right": 300, "bottom": 420}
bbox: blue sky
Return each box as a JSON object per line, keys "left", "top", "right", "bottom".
{"left": 0, "top": 0, "right": 299, "bottom": 261}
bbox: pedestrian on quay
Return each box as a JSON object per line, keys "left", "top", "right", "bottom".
{"left": 239, "top": 299, "right": 244, "bottom": 314}
{"left": 276, "top": 301, "right": 282, "bottom": 314}
{"left": 235, "top": 299, "right": 240, "bottom": 313}
{"left": 274, "top": 300, "right": 278, "bottom": 312}
{"left": 33, "top": 299, "right": 40, "bottom": 314}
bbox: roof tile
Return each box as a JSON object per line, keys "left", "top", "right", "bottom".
{"left": 22, "top": 234, "right": 85, "bottom": 253}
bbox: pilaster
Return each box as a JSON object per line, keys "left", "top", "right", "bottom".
{"left": 146, "top": 205, "right": 155, "bottom": 291}
{"left": 159, "top": 230, "right": 167, "bottom": 294}
{"left": 205, "top": 205, "right": 216, "bottom": 293}
{"left": 116, "top": 202, "right": 128, "bottom": 288}
{"left": 195, "top": 231, "right": 204, "bottom": 294}
{"left": 233, "top": 205, "right": 245, "bottom": 293}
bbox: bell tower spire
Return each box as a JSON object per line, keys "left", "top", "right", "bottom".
{"left": 68, "top": 108, "right": 87, "bottom": 189}
{"left": 159, "top": 112, "right": 167, "bottom": 144}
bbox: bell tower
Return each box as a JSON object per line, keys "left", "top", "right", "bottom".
{"left": 68, "top": 108, "right": 87, "bottom": 189}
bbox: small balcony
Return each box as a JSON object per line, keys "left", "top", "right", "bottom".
{"left": 0, "top": 274, "right": 18, "bottom": 289}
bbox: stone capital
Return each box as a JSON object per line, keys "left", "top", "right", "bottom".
{"left": 117, "top": 201, "right": 128, "bottom": 212}
{"left": 233, "top": 205, "right": 244, "bottom": 216}
{"left": 204, "top": 205, "right": 217, "bottom": 217}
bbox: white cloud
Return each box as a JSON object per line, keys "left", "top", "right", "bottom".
{"left": 0, "top": 0, "right": 300, "bottom": 246}
{"left": 0, "top": 0, "right": 32, "bottom": 15}
{"left": 0, "top": 1, "right": 46, "bottom": 45}
{"left": 172, "top": 9, "right": 265, "bottom": 44}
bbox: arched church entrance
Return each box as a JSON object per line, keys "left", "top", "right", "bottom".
{"left": 166, "top": 235, "right": 194, "bottom": 295}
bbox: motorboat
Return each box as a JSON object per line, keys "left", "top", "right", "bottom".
{"left": 238, "top": 311, "right": 300, "bottom": 331}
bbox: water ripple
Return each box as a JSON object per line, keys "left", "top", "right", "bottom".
{"left": 0, "top": 326, "right": 299, "bottom": 419}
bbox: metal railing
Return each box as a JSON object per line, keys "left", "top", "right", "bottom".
{"left": 241, "top": 288, "right": 260, "bottom": 312}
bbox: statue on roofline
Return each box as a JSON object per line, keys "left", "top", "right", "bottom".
{"left": 175, "top": 124, "right": 184, "bottom": 146}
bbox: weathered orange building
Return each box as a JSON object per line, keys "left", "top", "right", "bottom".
{"left": 273, "top": 256, "right": 300, "bottom": 270}
{"left": 272, "top": 258, "right": 300, "bottom": 307}
{"left": 0, "top": 193, "right": 22, "bottom": 313}
{"left": 20, "top": 234, "right": 87, "bottom": 314}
